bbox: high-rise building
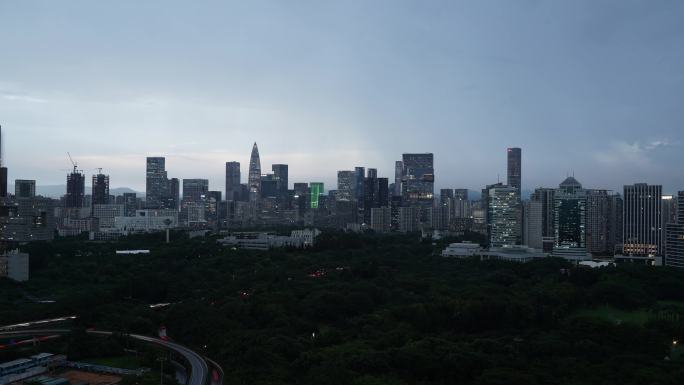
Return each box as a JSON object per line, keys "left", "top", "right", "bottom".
{"left": 123, "top": 192, "right": 138, "bottom": 216}
{"left": 260, "top": 174, "right": 279, "bottom": 199}
{"left": 370, "top": 207, "right": 392, "bottom": 233}
{"left": 92, "top": 172, "right": 110, "bottom": 205}
{"left": 398, "top": 206, "right": 421, "bottom": 233}
{"left": 401, "top": 153, "right": 434, "bottom": 210}
{"left": 183, "top": 179, "right": 209, "bottom": 202}
{"left": 166, "top": 178, "right": 180, "bottom": 210}
{"left": 531, "top": 187, "right": 556, "bottom": 251}
{"left": 272, "top": 164, "right": 289, "bottom": 193}
{"left": 66, "top": 170, "right": 85, "bottom": 208}
{"left": 0, "top": 166, "right": 6, "bottom": 198}
{"left": 354, "top": 167, "right": 366, "bottom": 221}
{"left": 507, "top": 147, "right": 522, "bottom": 192}
{"left": 248, "top": 143, "right": 261, "bottom": 202}
{"left": 225, "top": 161, "right": 241, "bottom": 201}
{"left": 291, "top": 182, "right": 309, "bottom": 217}
{"left": 454, "top": 189, "right": 468, "bottom": 201}
{"left": 482, "top": 182, "right": 504, "bottom": 241}
{"left": 310, "top": 183, "right": 324, "bottom": 209}
{"left": 15, "top": 180, "right": 36, "bottom": 198}
{"left": 487, "top": 185, "right": 520, "bottom": 247}
{"left": 607, "top": 194, "right": 624, "bottom": 254}
{"left": 440, "top": 189, "right": 454, "bottom": 206}
{"left": 394, "top": 161, "right": 403, "bottom": 197}
{"left": 363, "top": 172, "right": 378, "bottom": 224}
{"left": 367, "top": 168, "right": 378, "bottom": 179}
{"left": 662, "top": 195, "right": 677, "bottom": 252}
{"left": 354, "top": 166, "right": 365, "bottom": 201}
{"left": 554, "top": 177, "right": 586, "bottom": 248}
{"left": 585, "top": 189, "right": 611, "bottom": 255}
{"left": 665, "top": 192, "right": 684, "bottom": 268}
{"left": 146, "top": 157, "right": 168, "bottom": 209}
{"left": 523, "top": 200, "right": 543, "bottom": 249}
{"left": 377, "top": 178, "right": 389, "bottom": 208}
{"left": 336, "top": 171, "right": 355, "bottom": 201}
{"left": 623, "top": 183, "right": 662, "bottom": 257}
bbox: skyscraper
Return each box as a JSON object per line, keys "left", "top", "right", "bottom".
{"left": 15, "top": 180, "right": 36, "bottom": 198}
{"left": 394, "top": 161, "right": 403, "bottom": 197}
{"left": 401, "top": 153, "right": 434, "bottom": 210}
{"left": 487, "top": 185, "right": 521, "bottom": 247}
{"left": 92, "top": 172, "right": 110, "bottom": 205}
{"left": 0, "top": 166, "right": 6, "bottom": 198}
{"left": 440, "top": 189, "right": 454, "bottom": 206}
{"left": 377, "top": 178, "right": 389, "bottom": 208}
{"left": 363, "top": 171, "right": 378, "bottom": 224}
{"left": 507, "top": 147, "right": 522, "bottom": 192}
{"left": 66, "top": 170, "right": 85, "bottom": 208}
{"left": 554, "top": 177, "right": 586, "bottom": 248}
{"left": 248, "top": 143, "right": 261, "bottom": 202}
{"left": 146, "top": 157, "right": 168, "bottom": 209}
{"left": 183, "top": 179, "right": 209, "bottom": 202}
{"left": 166, "top": 177, "right": 180, "bottom": 210}
{"left": 123, "top": 192, "right": 137, "bottom": 216}
{"left": 454, "top": 189, "right": 468, "bottom": 201}
{"left": 523, "top": 199, "right": 543, "bottom": 249}
{"left": 665, "top": 192, "right": 684, "bottom": 268}
{"left": 585, "top": 189, "right": 612, "bottom": 254}
{"left": 482, "top": 182, "right": 504, "bottom": 241}
{"left": 272, "top": 164, "right": 289, "bottom": 193}
{"left": 623, "top": 183, "right": 662, "bottom": 257}
{"left": 336, "top": 171, "right": 355, "bottom": 201}
{"left": 354, "top": 166, "right": 365, "bottom": 201}
{"left": 310, "top": 182, "right": 324, "bottom": 209}
{"left": 225, "top": 161, "right": 241, "bottom": 201}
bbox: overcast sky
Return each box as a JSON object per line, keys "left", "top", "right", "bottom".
{"left": 1, "top": 0, "right": 682, "bottom": 194}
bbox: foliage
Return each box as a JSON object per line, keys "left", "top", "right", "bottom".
{"left": 4, "top": 232, "right": 684, "bottom": 384}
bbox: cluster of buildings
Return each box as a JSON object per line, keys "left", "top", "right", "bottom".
{"left": 1, "top": 123, "right": 683, "bottom": 268}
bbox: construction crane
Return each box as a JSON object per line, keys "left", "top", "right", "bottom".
{"left": 67, "top": 152, "right": 79, "bottom": 174}
{"left": 95, "top": 167, "right": 103, "bottom": 174}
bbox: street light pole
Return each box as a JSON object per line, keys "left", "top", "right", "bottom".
{"left": 157, "top": 357, "right": 167, "bottom": 385}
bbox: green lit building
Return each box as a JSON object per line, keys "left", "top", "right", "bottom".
{"left": 310, "top": 182, "right": 324, "bottom": 209}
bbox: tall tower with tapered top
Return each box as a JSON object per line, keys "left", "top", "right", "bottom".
{"left": 248, "top": 142, "right": 261, "bottom": 202}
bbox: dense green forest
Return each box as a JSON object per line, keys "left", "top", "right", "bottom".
{"left": 3, "top": 231, "right": 684, "bottom": 384}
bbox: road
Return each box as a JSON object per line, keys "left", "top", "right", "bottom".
{"left": 0, "top": 329, "right": 209, "bottom": 385}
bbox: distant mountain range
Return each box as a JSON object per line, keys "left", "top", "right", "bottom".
{"left": 6, "top": 184, "right": 142, "bottom": 199}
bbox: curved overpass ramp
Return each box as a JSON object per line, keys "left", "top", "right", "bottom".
{"left": 0, "top": 329, "right": 210, "bottom": 385}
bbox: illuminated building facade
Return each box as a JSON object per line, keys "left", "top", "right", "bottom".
{"left": 623, "top": 183, "right": 662, "bottom": 257}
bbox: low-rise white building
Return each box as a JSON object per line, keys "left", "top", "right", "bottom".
{"left": 219, "top": 228, "right": 321, "bottom": 250}
{"left": 479, "top": 245, "right": 547, "bottom": 263}
{"left": 441, "top": 242, "right": 482, "bottom": 257}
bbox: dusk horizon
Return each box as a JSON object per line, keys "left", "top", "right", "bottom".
{"left": 2, "top": 0, "right": 683, "bottom": 193}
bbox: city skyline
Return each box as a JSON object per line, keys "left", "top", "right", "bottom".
{"left": 1, "top": 136, "right": 683, "bottom": 197}
{"left": 1, "top": 1, "right": 683, "bottom": 193}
